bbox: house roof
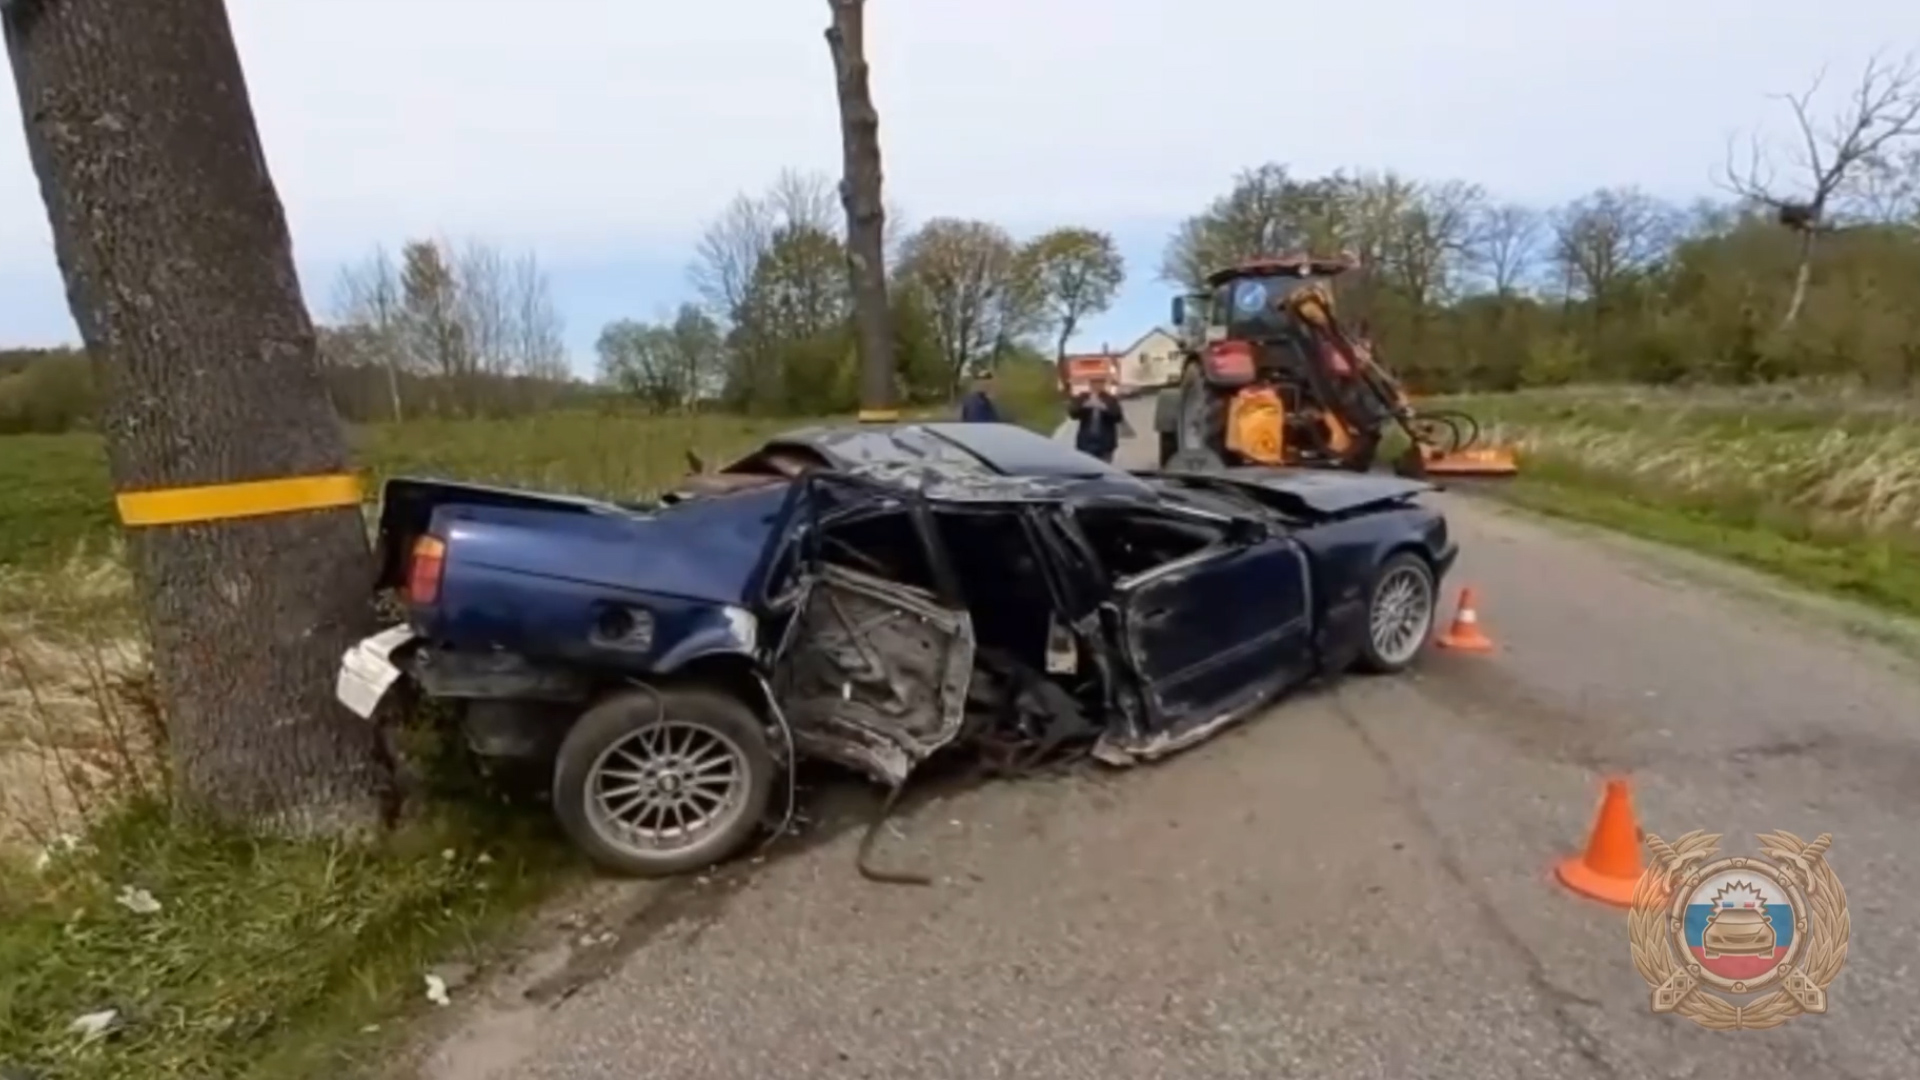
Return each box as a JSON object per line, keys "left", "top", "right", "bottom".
{"left": 1062, "top": 326, "right": 1179, "bottom": 365}
{"left": 1114, "top": 326, "right": 1178, "bottom": 356}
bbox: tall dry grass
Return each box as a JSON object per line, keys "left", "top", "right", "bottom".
{"left": 0, "top": 547, "right": 160, "bottom": 852}
{"left": 1486, "top": 417, "right": 1920, "bottom": 540}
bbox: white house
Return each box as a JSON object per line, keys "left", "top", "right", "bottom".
{"left": 1061, "top": 327, "right": 1184, "bottom": 395}
{"left": 1114, "top": 327, "right": 1183, "bottom": 389}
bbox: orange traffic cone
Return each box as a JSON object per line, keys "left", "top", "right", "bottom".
{"left": 1555, "top": 777, "right": 1646, "bottom": 907}
{"left": 1436, "top": 586, "right": 1495, "bottom": 653}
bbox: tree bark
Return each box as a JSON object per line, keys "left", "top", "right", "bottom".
{"left": 4, "top": 0, "right": 392, "bottom": 834}
{"left": 824, "top": 0, "right": 896, "bottom": 416}
{"left": 1782, "top": 228, "right": 1816, "bottom": 329}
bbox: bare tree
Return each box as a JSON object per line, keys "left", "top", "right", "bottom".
{"left": 3, "top": 0, "right": 390, "bottom": 832}
{"left": 688, "top": 168, "right": 840, "bottom": 328}
{"left": 766, "top": 167, "right": 839, "bottom": 236}
{"left": 506, "top": 250, "right": 568, "bottom": 381}
{"left": 1159, "top": 164, "right": 1357, "bottom": 289}
{"left": 453, "top": 240, "right": 567, "bottom": 381}
{"left": 1469, "top": 202, "right": 1544, "bottom": 297}
{"left": 825, "top": 0, "right": 896, "bottom": 416}
{"left": 1722, "top": 53, "right": 1920, "bottom": 325}
{"left": 1549, "top": 187, "right": 1677, "bottom": 309}
{"left": 1379, "top": 179, "right": 1485, "bottom": 310}
{"left": 690, "top": 192, "right": 775, "bottom": 327}
{"left": 455, "top": 240, "right": 515, "bottom": 377}
{"left": 1855, "top": 145, "right": 1920, "bottom": 225}
{"left": 331, "top": 245, "right": 407, "bottom": 420}
{"left": 397, "top": 239, "right": 470, "bottom": 411}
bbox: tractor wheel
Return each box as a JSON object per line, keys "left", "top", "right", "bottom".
{"left": 1173, "top": 362, "right": 1227, "bottom": 469}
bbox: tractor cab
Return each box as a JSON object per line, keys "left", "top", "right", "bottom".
{"left": 1172, "top": 256, "right": 1356, "bottom": 338}
{"left": 1170, "top": 255, "right": 1360, "bottom": 395}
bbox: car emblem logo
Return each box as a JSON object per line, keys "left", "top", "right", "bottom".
{"left": 1630, "top": 829, "right": 1851, "bottom": 1029}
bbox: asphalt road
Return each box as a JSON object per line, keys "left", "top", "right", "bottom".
{"left": 407, "top": 396, "right": 1920, "bottom": 1080}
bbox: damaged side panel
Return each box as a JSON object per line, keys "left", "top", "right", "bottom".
{"left": 1107, "top": 536, "right": 1313, "bottom": 760}
{"left": 773, "top": 563, "right": 975, "bottom": 785}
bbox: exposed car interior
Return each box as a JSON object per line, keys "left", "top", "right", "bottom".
{"left": 785, "top": 499, "right": 1246, "bottom": 750}
{"left": 1069, "top": 506, "right": 1228, "bottom": 582}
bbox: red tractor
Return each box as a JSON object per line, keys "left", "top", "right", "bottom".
{"left": 1154, "top": 256, "right": 1517, "bottom": 478}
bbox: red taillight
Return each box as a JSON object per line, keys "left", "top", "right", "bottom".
{"left": 1205, "top": 341, "right": 1256, "bottom": 382}
{"left": 406, "top": 536, "right": 446, "bottom": 606}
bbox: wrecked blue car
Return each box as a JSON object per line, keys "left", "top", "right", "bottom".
{"left": 336, "top": 422, "right": 1457, "bottom": 877}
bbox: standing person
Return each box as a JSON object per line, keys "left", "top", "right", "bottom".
{"left": 1069, "top": 374, "right": 1126, "bottom": 463}
{"left": 1153, "top": 386, "right": 1180, "bottom": 466}
{"left": 958, "top": 368, "right": 1003, "bottom": 423}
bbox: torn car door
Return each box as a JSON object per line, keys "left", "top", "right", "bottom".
{"left": 772, "top": 562, "right": 976, "bottom": 786}
{"left": 1111, "top": 517, "right": 1313, "bottom": 756}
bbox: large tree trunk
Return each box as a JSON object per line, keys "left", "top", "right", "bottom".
{"left": 824, "top": 0, "right": 896, "bottom": 418}
{"left": 4, "top": 0, "right": 392, "bottom": 834}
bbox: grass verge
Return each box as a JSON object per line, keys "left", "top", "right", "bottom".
{"left": 0, "top": 797, "right": 578, "bottom": 1080}
{"left": 1436, "top": 384, "right": 1920, "bottom": 618}
{"left": 1, "top": 392, "right": 1069, "bottom": 572}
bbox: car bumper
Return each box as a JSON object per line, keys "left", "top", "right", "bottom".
{"left": 335, "top": 624, "right": 419, "bottom": 720}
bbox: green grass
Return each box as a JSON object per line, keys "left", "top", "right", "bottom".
{"left": 1435, "top": 384, "right": 1920, "bottom": 617}
{"left": 0, "top": 376, "right": 1071, "bottom": 572}
{"left": 0, "top": 412, "right": 814, "bottom": 571}
{"left": 0, "top": 796, "right": 579, "bottom": 1080}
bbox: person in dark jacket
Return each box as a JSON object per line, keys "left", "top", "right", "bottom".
{"left": 1152, "top": 386, "right": 1181, "bottom": 466}
{"left": 958, "top": 369, "right": 1003, "bottom": 422}
{"left": 1068, "top": 375, "right": 1126, "bottom": 462}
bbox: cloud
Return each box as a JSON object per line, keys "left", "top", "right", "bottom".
{"left": 2, "top": 0, "right": 1917, "bottom": 355}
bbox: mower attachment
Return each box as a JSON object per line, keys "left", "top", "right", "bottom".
{"left": 1415, "top": 443, "right": 1519, "bottom": 477}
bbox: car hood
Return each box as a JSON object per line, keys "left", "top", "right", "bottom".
{"left": 1170, "top": 467, "right": 1434, "bottom": 516}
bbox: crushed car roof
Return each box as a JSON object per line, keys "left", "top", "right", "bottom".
{"left": 763, "top": 422, "right": 1128, "bottom": 479}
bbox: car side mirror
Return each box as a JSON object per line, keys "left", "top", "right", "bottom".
{"left": 1170, "top": 296, "right": 1185, "bottom": 326}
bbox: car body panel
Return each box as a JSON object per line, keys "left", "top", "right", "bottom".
{"left": 1116, "top": 533, "right": 1313, "bottom": 727}
{"left": 770, "top": 563, "right": 976, "bottom": 785}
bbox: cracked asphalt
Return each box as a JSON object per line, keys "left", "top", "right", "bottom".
{"left": 409, "top": 395, "right": 1920, "bottom": 1080}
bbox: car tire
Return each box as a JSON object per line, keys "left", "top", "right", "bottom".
{"left": 551, "top": 685, "right": 774, "bottom": 878}
{"left": 1354, "top": 551, "right": 1437, "bottom": 675}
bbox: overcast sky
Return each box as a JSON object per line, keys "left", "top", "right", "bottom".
{"left": 3, "top": 0, "right": 1916, "bottom": 368}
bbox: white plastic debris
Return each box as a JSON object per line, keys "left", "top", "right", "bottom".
{"left": 115, "top": 886, "right": 161, "bottom": 915}
{"left": 33, "top": 834, "right": 85, "bottom": 873}
{"left": 425, "top": 973, "right": 451, "bottom": 1007}
{"left": 69, "top": 1009, "right": 118, "bottom": 1042}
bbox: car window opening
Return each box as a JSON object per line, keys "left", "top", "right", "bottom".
{"left": 933, "top": 511, "right": 1046, "bottom": 652}
{"left": 1072, "top": 507, "right": 1228, "bottom": 581}
{"left": 808, "top": 505, "right": 1104, "bottom": 753}
{"left": 814, "top": 509, "right": 938, "bottom": 591}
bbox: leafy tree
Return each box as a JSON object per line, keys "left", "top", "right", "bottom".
{"left": 1022, "top": 227, "right": 1125, "bottom": 363}
{"left": 597, "top": 304, "right": 724, "bottom": 409}
{"left": 897, "top": 218, "right": 1037, "bottom": 389}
